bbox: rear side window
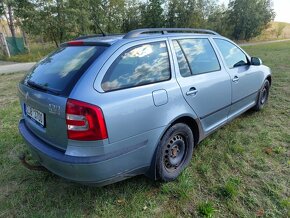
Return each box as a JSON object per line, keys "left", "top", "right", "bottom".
{"left": 214, "top": 39, "right": 248, "bottom": 68}
{"left": 176, "top": 38, "right": 220, "bottom": 75}
{"left": 102, "top": 41, "right": 170, "bottom": 92}
{"left": 25, "top": 46, "right": 105, "bottom": 94}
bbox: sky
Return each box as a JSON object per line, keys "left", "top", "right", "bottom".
{"left": 219, "top": 0, "right": 290, "bottom": 23}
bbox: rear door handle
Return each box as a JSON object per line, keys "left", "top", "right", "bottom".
{"left": 186, "top": 87, "right": 198, "bottom": 96}
{"left": 232, "top": 76, "right": 239, "bottom": 82}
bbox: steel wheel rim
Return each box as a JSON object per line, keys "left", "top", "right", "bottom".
{"left": 260, "top": 86, "right": 268, "bottom": 104}
{"left": 163, "top": 134, "right": 187, "bottom": 172}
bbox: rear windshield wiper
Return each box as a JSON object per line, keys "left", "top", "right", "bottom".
{"left": 27, "top": 80, "right": 60, "bottom": 95}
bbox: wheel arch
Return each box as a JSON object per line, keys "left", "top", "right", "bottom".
{"left": 266, "top": 75, "right": 272, "bottom": 86}
{"left": 145, "top": 115, "right": 201, "bottom": 180}
{"left": 171, "top": 116, "right": 200, "bottom": 146}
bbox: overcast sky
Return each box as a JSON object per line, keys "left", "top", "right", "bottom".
{"left": 219, "top": 0, "right": 290, "bottom": 23}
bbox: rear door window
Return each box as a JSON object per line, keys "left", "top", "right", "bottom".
{"left": 175, "top": 38, "right": 220, "bottom": 75}
{"left": 101, "top": 41, "right": 171, "bottom": 92}
{"left": 25, "top": 46, "right": 106, "bottom": 94}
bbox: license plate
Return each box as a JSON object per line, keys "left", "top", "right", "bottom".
{"left": 25, "top": 104, "right": 45, "bottom": 127}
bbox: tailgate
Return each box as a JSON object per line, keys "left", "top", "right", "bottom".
{"left": 19, "top": 83, "right": 68, "bottom": 150}
{"left": 17, "top": 44, "right": 107, "bottom": 150}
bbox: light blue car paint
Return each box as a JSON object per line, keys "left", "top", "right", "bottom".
{"left": 18, "top": 29, "right": 271, "bottom": 185}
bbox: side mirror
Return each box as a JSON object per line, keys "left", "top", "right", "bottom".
{"left": 251, "top": 57, "right": 262, "bottom": 66}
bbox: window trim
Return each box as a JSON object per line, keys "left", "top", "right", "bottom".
{"left": 172, "top": 38, "right": 222, "bottom": 78}
{"left": 101, "top": 41, "right": 172, "bottom": 92}
{"left": 173, "top": 40, "right": 193, "bottom": 77}
{"left": 213, "top": 38, "right": 250, "bottom": 70}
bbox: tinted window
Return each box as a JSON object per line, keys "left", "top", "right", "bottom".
{"left": 26, "top": 46, "right": 105, "bottom": 93}
{"left": 173, "top": 41, "right": 191, "bottom": 77}
{"left": 102, "top": 42, "right": 170, "bottom": 91}
{"left": 177, "top": 39, "right": 220, "bottom": 75}
{"left": 214, "top": 39, "right": 248, "bottom": 68}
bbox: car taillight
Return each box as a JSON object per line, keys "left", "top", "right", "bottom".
{"left": 66, "top": 99, "right": 108, "bottom": 141}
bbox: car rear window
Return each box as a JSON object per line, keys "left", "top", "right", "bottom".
{"left": 25, "top": 46, "right": 106, "bottom": 94}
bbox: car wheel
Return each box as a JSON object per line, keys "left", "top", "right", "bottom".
{"left": 156, "top": 123, "right": 194, "bottom": 182}
{"left": 253, "top": 80, "right": 270, "bottom": 111}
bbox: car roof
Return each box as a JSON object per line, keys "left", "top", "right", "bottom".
{"left": 80, "top": 34, "right": 216, "bottom": 45}
{"left": 68, "top": 28, "right": 221, "bottom": 46}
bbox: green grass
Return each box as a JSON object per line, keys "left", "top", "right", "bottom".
{"left": 0, "top": 41, "right": 289, "bottom": 217}
{"left": 0, "top": 43, "right": 55, "bottom": 63}
{"left": 197, "top": 201, "right": 216, "bottom": 217}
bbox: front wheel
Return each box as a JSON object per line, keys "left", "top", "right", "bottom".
{"left": 156, "top": 123, "right": 194, "bottom": 182}
{"left": 253, "top": 80, "right": 270, "bottom": 111}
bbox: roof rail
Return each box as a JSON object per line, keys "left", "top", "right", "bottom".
{"left": 123, "top": 28, "right": 220, "bottom": 39}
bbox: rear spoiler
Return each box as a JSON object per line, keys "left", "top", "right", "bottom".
{"left": 60, "top": 40, "right": 110, "bottom": 47}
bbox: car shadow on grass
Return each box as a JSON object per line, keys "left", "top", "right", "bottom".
{"left": 19, "top": 168, "right": 165, "bottom": 216}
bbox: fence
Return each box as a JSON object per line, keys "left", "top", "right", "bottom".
{"left": 0, "top": 33, "right": 27, "bottom": 57}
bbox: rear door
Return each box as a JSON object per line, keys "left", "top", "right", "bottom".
{"left": 19, "top": 45, "right": 106, "bottom": 150}
{"left": 170, "top": 37, "right": 232, "bottom": 133}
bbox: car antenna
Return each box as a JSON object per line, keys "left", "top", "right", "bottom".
{"left": 96, "top": 23, "right": 106, "bottom": 37}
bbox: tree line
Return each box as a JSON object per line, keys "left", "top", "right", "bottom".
{"left": 0, "top": 0, "right": 275, "bottom": 47}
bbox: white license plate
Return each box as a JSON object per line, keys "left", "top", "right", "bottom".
{"left": 25, "top": 104, "right": 45, "bottom": 127}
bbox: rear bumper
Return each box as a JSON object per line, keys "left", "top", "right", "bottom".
{"left": 18, "top": 119, "right": 150, "bottom": 185}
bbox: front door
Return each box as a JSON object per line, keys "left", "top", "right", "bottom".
{"left": 213, "top": 39, "right": 264, "bottom": 117}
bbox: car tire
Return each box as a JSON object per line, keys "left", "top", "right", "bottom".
{"left": 253, "top": 80, "right": 270, "bottom": 111}
{"left": 156, "top": 123, "right": 194, "bottom": 182}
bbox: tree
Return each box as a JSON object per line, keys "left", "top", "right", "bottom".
{"left": 101, "top": 0, "right": 126, "bottom": 33}
{"left": 8, "top": 0, "right": 277, "bottom": 46}
{"left": 166, "top": 0, "right": 218, "bottom": 28}
{"left": 166, "top": 0, "right": 188, "bottom": 28}
{"left": 0, "top": 0, "right": 17, "bottom": 37}
{"left": 206, "top": 4, "right": 229, "bottom": 36}
{"left": 227, "top": 0, "right": 275, "bottom": 40}
{"left": 14, "top": 0, "right": 92, "bottom": 47}
{"left": 122, "top": 0, "right": 142, "bottom": 32}
{"left": 141, "top": 0, "right": 165, "bottom": 28}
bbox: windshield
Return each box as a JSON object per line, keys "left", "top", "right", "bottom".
{"left": 25, "top": 46, "right": 106, "bottom": 94}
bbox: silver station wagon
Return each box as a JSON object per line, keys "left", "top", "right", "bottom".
{"left": 18, "top": 28, "right": 271, "bottom": 185}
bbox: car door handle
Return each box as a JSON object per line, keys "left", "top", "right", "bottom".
{"left": 232, "top": 76, "right": 239, "bottom": 82}
{"left": 186, "top": 87, "right": 198, "bottom": 96}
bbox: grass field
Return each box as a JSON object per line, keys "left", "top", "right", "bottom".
{"left": 0, "top": 41, "right": 289, "bottom": 217}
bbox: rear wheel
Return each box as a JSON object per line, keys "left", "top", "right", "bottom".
{"left": 253, "top": 80, "right": 270, "bottom": 111}
{"left": 156, "top": 123, "right": 194, "bottom": 182}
